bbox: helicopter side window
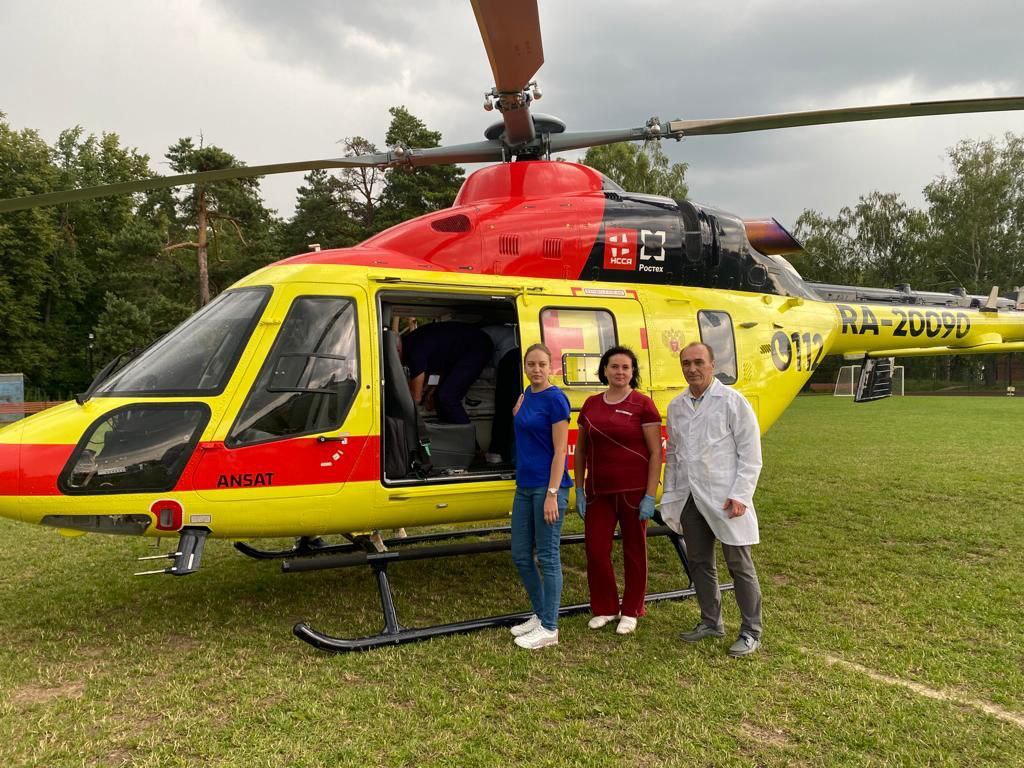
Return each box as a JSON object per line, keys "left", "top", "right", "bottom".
{"left": 97, "top": 288, "right": 271, "bottom": 396}
{"left": 697, "top": 310, "right": 738, "bottom": 384}
{"left": 540, "top": 308, "right": 617, "bottom": 382}
{"left": 228, "top": 297, "right": 359, "bottom": 447}
{"left": 59, "top": 404, "right": 210, "bottom": 495}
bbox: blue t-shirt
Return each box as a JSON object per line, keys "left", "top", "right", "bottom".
{"left": 513, "top": 385, "right": 574, "bottom": 489}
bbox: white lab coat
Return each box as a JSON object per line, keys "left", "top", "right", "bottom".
{"left": 660, "top": 378, "right": 763, "bottom": 546}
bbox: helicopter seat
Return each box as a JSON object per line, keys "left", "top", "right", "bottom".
{"left": 383, "top": 329, "right": 477, "bottom": 478}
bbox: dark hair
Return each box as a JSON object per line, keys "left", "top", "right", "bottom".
{"left": 523, "top": 342, "right": 552, "bottom": 362}
{"left": 598, "top": 345, "right": 641, "bottom": 389}
{"left": 680, "top": 341, "right": 715, "bottom": 363}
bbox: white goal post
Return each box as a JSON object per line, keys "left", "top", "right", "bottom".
{"left": 834, "top": 364, "right": 904, "bottom": 396}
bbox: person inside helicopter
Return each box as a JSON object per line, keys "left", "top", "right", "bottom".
{"left": 400, "top": 320, "right": 494, "bottom": 425}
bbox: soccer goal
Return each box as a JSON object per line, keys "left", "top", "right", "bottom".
{"left": 834, "top": 364, "right": 904, "bottom": 397}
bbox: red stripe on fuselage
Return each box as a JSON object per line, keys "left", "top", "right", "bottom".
{"left": 185, "top": 434, "right": 379, "bottom": 491}
{"left": 4, "top": 426, "right": 665, "bottom": 497}
{"left": 4, "top": 437, "right": 381, "bottom": 497}
{"left": 0, "top": 444, "right": 21, "bottom": 495}
{"left": 4, "top": 444, "right": 75, "bottom": 496}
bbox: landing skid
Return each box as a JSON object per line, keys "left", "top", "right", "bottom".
{"left": 288, "top": 522, "right": 734, "bottom": 653}
{"left": 233, "top": 526, "right": 518, "bottom": 561}
{"left": 234, "top": 536, "right": 336, "bottom": 560}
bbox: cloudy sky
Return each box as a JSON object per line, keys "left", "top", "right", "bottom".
{"left": 2, "top": 0, "right": 1023, "bottom": 230}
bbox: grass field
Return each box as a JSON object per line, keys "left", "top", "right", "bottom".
{"left": 1, "top": 396, "right": 1022, "bottom": 767}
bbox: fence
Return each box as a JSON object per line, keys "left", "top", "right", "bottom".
{"left": 0, "top": 402, "right": 65, "bottom": 419}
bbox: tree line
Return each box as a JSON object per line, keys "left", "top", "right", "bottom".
{"left": 791, "top": 134, "right": 1024, "bottom": 298}
{"left": 0, "top": 104, "right": 1020, "bottom": 397}
{"left": 0, "top": 106, "right": 464, "bottom": 398}
{"left": 790, "top": 134, "right": 1024, "bottom": 387}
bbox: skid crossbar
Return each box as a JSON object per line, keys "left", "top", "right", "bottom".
{"left": 235, "top": 525, "right": 514, "bottom": 560}
{"left": 289, "top": 524, "right": 733, "bottom": 653}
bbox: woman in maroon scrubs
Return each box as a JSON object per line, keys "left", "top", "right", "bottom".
{"left": 574, "top": 346, "right": 662, "bottom": 635}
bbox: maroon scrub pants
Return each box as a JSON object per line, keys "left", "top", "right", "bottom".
{"left": 584, "top": 489, "right": 648, "bottom": 618}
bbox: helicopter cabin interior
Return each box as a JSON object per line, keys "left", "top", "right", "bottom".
{"left": 379, "top": 292, "right": 520, "bottom": 485}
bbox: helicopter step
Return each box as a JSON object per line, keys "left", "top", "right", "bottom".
{"left": 135, "top": 527, "right": 210, "bottom": 576}
{"left": 288, "top": 522, "right": 734, "bottom": 653}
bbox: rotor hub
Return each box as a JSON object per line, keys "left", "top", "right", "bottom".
{"left": 483, "top": 112, "right": 566, "bottom": 143}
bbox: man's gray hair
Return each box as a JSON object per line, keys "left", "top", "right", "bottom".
{"left": 679, "top": 341, "right": 715, "bottom": 363}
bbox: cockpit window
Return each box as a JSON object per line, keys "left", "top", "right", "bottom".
{"left": 598, "top": 172, "right": 624, "bottom": 192}
{"left": 59, "top": 404, "right": 210, "bottom": 495}
{"left": 97, "top": 288, "right": 271, "bottom": 396}
{"left": 228, "top": 296, "right": 359, "bottom": 447}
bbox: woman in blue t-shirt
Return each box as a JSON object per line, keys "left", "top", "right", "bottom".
{"left": 508, "top": 343, "right": 573, "bottom": 650}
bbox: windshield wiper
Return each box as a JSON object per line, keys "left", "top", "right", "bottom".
{"left": 75, "top": 351, "right": 132, "bottom": 405}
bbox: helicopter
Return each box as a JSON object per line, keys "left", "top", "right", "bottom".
{"left": 1, "top": 0, "right": 1023, "bottom": 650}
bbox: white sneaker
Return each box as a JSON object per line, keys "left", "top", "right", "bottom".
{"left": 616, "top": 616, "right": 638, "bottom": 635}
{"left": 514, "top": 626, "right": 559, "bottom": 649}
{"left": 587, "top": 614, "right": 619, "bottom": 630}
{"left": 510, "top": 614, "right": 541, "bottom": 637}
{"left": 485, "top": 452, "right": 504, "bottom": 464}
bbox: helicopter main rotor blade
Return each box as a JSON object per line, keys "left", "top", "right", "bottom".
{"left": 471, "top": 0, "right": 543, "bottom": 147}
{"left": 547, "top": 128, "right": 658, "bottom": 155}
{"left": 471, "top": 0, "right": 543, "bottom": 94}
{"left": 545, "top": 96, "right": 1024, "bottom": 156}
{"left": 0, "top": 141, "right": 506, "bottom": 214}
{"left": 667, "top": 96, "right": 1024, "bottom": 136}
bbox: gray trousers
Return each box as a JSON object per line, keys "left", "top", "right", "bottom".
{"left": 682, "top": 496, "right": 762, "bottom": 640}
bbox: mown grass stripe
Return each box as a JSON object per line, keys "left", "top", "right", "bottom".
{"left": 807, "top": 648, "right": 1024, "bottom": 729}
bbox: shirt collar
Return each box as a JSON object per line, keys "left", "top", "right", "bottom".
{"left": 685, "top": 377, "right": 721, "bottom": 403}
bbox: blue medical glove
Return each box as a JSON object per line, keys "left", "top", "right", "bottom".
{"left": 576, "top": 493, "right": 586, "bottom": 520}
{"left": 638, "top": 495, "right": 656, "bottom": 521}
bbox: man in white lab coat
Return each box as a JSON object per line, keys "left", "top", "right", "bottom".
{"left": 661, "top": 341, "right": 764, "bottom": 657}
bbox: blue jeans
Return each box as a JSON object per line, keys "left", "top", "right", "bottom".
{"left": 511, "top": 486, "right": 568, "bottom": 631}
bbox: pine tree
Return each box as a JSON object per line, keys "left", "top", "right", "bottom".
{"left": 376, "top": 107, "right": 465, "bottom": 231}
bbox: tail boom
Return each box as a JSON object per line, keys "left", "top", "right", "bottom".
{"left": 828, "top": 302, "right": 1024, "bottom": 359}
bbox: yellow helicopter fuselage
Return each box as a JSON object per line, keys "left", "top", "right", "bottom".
{"left": 2, "top": 163, "right": 1022, "bottom": 541}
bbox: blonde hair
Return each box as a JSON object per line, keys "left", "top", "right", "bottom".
{"left": 524, "top": 343, "right": 552, "bottom": 362}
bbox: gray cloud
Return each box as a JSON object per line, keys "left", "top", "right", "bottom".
{"left": 2, "top": 0, "right": 1023, "bottom": 228}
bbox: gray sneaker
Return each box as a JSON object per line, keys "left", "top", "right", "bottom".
{"left": 728, "top": 633, "right": 761, "bottom": 657}
{"left": 680, "top": 623, "right": 725, "bottom": 643}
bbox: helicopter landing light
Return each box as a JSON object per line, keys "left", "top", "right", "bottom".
{"left": 151, "top": 499, "right": 184, "bottom": 532}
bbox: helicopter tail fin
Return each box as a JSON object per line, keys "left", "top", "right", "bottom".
{"left": 981, "top": 285, "right": 1001, "bottom": 312}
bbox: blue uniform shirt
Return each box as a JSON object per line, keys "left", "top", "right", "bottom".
{"left": 513, "top": 385, "right": 573, "bottom": 489}
{"left": 403, "top": 322, "right": 492, "bottom": 379}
